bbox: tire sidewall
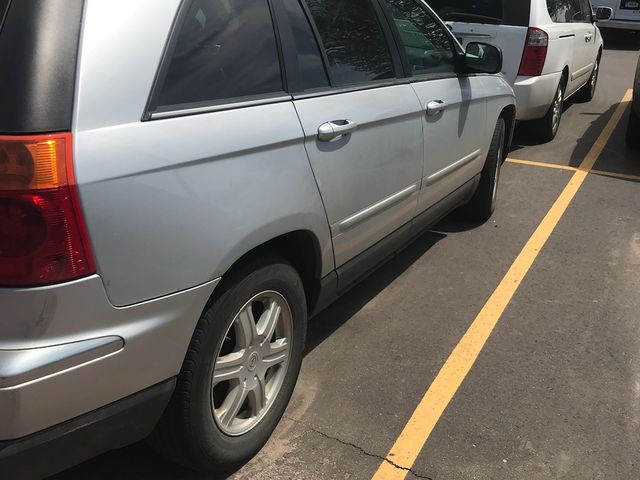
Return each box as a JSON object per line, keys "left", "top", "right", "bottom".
{"left": 489, "top": 119, "right": 506, "bottom": 213}
{"left": 551, "top": 79, "right": 565, "bottom": 138}
{"left": 185, "top": 262, "right": 307, "bottom": 469}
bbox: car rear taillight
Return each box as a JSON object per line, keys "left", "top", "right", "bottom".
{"left": 518, "top": 28, "right": 548, "bottom": 77}
{"left": 0, "top": 133, "right": 95, "bottom": 286}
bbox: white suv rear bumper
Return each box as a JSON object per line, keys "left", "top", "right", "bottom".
{"left": 514, "top": 72, "right": 564, "bottom": 121}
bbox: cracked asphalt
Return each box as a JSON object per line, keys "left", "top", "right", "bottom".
{"left": 54, "top": 32, "right": 640, "bottom": 480}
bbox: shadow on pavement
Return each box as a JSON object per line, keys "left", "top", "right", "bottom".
{"left": 305, "top": 230, "right": 445, "bottom": 353}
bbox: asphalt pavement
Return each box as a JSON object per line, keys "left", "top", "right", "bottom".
{"left": 55, "top": 32, "right": 640, "bottom": 480}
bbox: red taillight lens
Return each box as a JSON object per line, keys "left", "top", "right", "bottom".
{"left": 518, "top": 28, "right": 548, "bottom": 77}
{"left": 0, "top": 133, "right": 95, "bottom": 286}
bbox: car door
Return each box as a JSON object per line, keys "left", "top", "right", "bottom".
{"left": 293, "top": 0, "right": 424, "bottom": 269}
{"left": 568, "top": 0, "right": 597, "bottom": 94}
{"left": 378, "top": 0, "right": 487, "bottom": 214}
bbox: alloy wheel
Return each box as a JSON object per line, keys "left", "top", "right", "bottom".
{"left": 590, "top": 59, "right": 599, "bottom": 98}
{"left": 211, "top": 291, "right": 293, "bottom": 436}
{"left": 551, "top": 85, "right": 563, "bottom": 136}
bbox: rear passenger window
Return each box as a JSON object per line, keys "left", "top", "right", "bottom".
{"left": 380, "top": 0, "right": 456, "bottom": 76}
{"left": 304, "top": 0, "right": 395, "bottom": 86}
{"left": 547, "top": 0, "right": 589, "bottom": 23}
{"left": 156, "top": 0, "right": 283, "bottom": 108}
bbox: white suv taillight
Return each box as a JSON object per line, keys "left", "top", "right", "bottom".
{"left": 0, "top": 133, "right": 95, "bottom": 286}
{"left": 518, "top": 27, "right": 549, "bottom": 77}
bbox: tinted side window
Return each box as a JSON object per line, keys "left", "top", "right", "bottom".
{"left": 430, "top": 0, "right": 531, "bottom": 26}
{"left": 0, "top": 0, "right": 11, "bottom": 32}
{"left": 156, "top": 0, "right": 283, "bottom": 108}
{"left": 381, "top": 0, "right": 455, "bottom": 76}
{"left": 547, "top": 0, "right": 588, "bottom": 23}
{"left": 281, "top": 0, "right": 329, "bottom": 90}
{"left": 430, "top": 0, "right": 503, "bottom": 24}
{"left": 578, "top": 0, "right": 593, "bottom": 21}
{"left": 304, "top": 0, "right": 395, "bottom": 86}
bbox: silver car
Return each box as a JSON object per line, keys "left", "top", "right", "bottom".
{"left": 0, "top": 0, "right": 515, "bottom": 476}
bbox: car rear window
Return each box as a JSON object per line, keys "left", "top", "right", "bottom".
{"left": 154, "top": 0, "right": 284, "bottom": 110}
{"left": 429, "top": 0, "right": 531, "bottom": 27}
{"left": 0, "top": 0, "right": 84, "bottom": 133}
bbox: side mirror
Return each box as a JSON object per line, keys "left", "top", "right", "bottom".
{"left": 595, "top": 6, "right": 613, "bottom": 22}
{"left": 462, "top": 42, "right": 503, "bottom": 75}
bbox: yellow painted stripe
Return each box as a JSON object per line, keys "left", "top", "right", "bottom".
{"left": 591, "top": 169, "right": 640, "bottom": 182}
{"left": 372, "top": 90, "right": 633, "bottom": 480}
{"left": 506, "top": 157, "right": 577, "bottom": 172}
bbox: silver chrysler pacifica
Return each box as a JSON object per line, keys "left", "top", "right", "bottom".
{"left": 0, "top": 0, "right": 515, "bottom": 476}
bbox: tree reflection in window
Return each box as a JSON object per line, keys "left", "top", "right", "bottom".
{"left": 305, "top": 0, "right": 395, "bottom": 86}
{"left": 382, "top": 0, "right": 456, "bottom": 76}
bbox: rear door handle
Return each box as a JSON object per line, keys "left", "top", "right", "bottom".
{"left": 585, "top": 33, "right": 593, "bottom": 42}
{"left": 426, "top": 100, "right": 448, "bottom": 116}
{"left": 318, "top": 120, "right": 358, "bottom": 142}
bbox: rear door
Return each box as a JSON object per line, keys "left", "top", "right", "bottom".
{"left": 293, "top": 0, "right": 424, "bottom": 268}
{"left": 429, "top": 0, "right": 531, "bottom": 84}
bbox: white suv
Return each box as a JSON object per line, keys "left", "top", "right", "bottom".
{"left": 430, "top": 0, "right": 607, "bottom": 141}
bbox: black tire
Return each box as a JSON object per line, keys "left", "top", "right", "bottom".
{"left": 150, "top": 257, "right": 307, "bottom": 474}
{"left": 627, "top": 106, "right": 640, "bottom": 150}
{"left": 574, "top": 55, "right": 600, "bottom": 103}
{"left": 533, "top": 76, "right": 565, "bottom": 143}
{"left": 463, "top": 117, "right": 505, "bottom": 222}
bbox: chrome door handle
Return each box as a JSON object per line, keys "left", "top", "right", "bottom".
{"left": 426, "top": 100, "right": 448, "bottom": 116}
{"left": 317, "top": 120, "right": 358, "bottom": 142}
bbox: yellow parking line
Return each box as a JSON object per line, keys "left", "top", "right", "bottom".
{"left": 506, "top": 157, "right": 577, "bottom": 171}
{"left": 507, "top": 158, "right": 640, "bottom": 183}
{"left": 371, "top": 89, "right": 633, "bottom": 480}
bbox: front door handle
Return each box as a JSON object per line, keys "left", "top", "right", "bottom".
{"left": 426, "top": 100, "right": 448, "bottom": 116}
{"left": 318, "top": 120, "right": 358, "bottom": 142}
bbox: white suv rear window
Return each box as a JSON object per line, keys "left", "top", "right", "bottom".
{"left": 429, "top": 0, "right": 530, "bottom": 26}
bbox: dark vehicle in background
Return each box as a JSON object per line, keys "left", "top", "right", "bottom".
{"left": 627, "top": 55, "right": 640, "bottom": 148}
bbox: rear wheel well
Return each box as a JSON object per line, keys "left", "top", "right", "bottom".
{"left": 217, "top": 231, "right": 322, "bottom": 315}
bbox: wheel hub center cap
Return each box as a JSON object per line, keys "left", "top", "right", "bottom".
{"left": 247, "top": 352, "right": 259, "bottom": 372}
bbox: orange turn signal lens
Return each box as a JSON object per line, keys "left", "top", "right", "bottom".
{"left": 0, "top": 133, "right": 72, "bottom": 191}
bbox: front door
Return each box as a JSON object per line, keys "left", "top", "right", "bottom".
{"left": 568, "top": 0, "right": 597, "bottom": 95}
{"left": 378, "top": 0, "right": 487, "bottom": 213}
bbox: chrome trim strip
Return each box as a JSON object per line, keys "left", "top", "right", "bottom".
{"left": 150, "top": 95, "right": 292, "bottom": 119}
{"left": 337, "top": 184, "right": 418, "bottom": 232}
{"left": 0, "top": 337, "right": 124, "bottom": 388}
{"left": 571, "top": 64, "right": 593, "bottom": 81}
{"left": 424, "top": 149, "right": 482, "bottom": 186}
